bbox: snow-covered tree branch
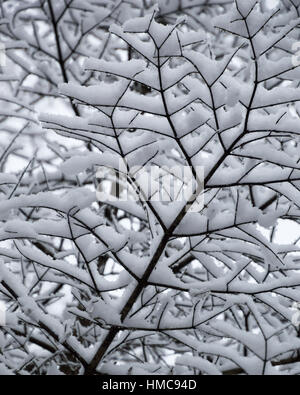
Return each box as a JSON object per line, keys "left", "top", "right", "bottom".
{"left": 0, "top": 0, "right": 300, "bottom": 375}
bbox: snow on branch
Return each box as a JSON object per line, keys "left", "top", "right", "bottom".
{"left": 0, "top": 0, "right": 300, "bottom": 376}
